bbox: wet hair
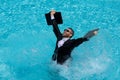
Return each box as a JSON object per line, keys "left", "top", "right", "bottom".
{"left": 68, "top": 28, "right": 74, "bottom": 38}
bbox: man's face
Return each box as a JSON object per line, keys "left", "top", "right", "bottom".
{"left": 63, "top": 28, "right": 73, "bottom": 38}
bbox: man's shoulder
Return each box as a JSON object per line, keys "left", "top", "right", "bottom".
{"left": 70, "top": 38, "right": 75, "bottom": 41}
{"left": 68, "top": 39, "right": 75, "bottom": 42}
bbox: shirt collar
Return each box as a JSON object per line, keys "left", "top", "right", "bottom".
{"left": 62, "top": 37, "right": 70, "bottom": 41}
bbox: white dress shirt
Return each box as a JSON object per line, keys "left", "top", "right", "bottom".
{"left": 58, "top": 38, "right": 69, "bottom": 48}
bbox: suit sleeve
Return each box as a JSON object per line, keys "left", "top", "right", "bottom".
{"left": 52, "top": 19, "right": 62, "bottom": 39}
{"left": 72, "top": 38, "right": 88, "bottom": 47}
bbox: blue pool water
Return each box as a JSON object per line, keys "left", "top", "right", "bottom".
{"left": 0, "top": 0, "right": 120, "bottom": 80}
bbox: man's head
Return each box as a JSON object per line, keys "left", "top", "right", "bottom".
{"left": 63, "top": 28, "right": 74, "bottom": 38}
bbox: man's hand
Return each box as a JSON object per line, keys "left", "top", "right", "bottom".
{"left": 93, "top": 31, "right": 98, "bottom": 35}
{"left": 50, "top": 10, "right": 56, "bottom": 16}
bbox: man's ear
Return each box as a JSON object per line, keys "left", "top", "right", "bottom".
{"left": 69, "top": 34, "right": 72, "bottom": 38}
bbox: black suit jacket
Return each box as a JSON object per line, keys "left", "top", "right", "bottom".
{"left": 51, "top": 19, "right": 88, "bottom": 64}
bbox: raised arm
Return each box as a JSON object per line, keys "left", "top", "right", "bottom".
{"left": 50, "top": 10, "right": 62, "bottom": 39}
{"left": 72, "top": 29, "right": 99, "bottom": 47}
{"left": 72, "top": 37, "right": 88, "bottom": 47}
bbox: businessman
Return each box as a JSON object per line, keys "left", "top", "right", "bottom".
{"left": 50, "top": 10, "right": 98, "bottom": 64}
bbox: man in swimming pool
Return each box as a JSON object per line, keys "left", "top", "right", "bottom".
{"left": 50, "top": 10, "right": 98, "bottom": 64}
